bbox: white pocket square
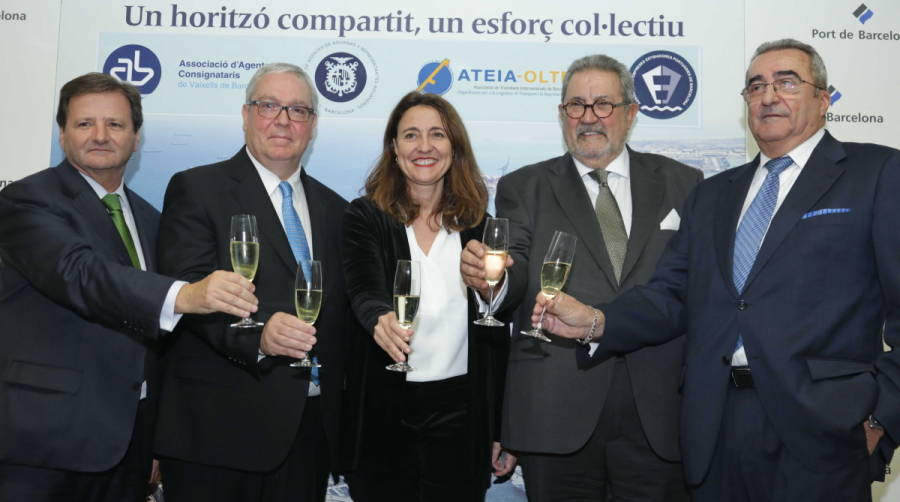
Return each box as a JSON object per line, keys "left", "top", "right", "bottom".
{"left": 659, "top": 208, "right": 680, "bottom": 231}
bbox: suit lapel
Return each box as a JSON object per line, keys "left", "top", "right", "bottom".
{"left": 226, "top": 149, "right": 298, "bottom": 273}
{"left": 713, "top": 158, "right": 758, "bottom": 297}
{"left": 301, "top": 169, "right": 327, "bottom": 264}
{"left": 126, "top": 187, "right": 157, "bottom": 272}
{"left": 620, "top": 150, "right": 663, "bottom": 285}
{"left": 743, "top": 133, "right": 845, "bottom": 291}
{"left": 547, "top": 154, "right": 618, "bottom": 288}
{"left": 57, "top": 161, "right": 136, "bottom": 268}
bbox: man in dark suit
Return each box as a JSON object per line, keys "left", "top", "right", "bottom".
{"left": 537, "top": 39, "right": 900, "bottom": 501}
{"left": 0, "top": 73, "right": 257, "bottom": 501}
{"left": 153, "top": 63, "right": 351, "bottom": 502}
{"left": 462, "top": 54, "right": 701, "bottom": 500}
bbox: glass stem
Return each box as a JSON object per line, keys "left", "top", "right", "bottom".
{"left": 487, "top": 283, "right": 495, "bottom": 319}
{"left": 535, "top": 304, "right": 547, "bottom": 331}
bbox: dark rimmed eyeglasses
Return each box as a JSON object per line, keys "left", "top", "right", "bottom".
{"left": 247, "top": 100, "right": 316, "bottom": 122}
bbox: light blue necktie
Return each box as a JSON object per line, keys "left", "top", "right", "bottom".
{"left": 732, "top": 156, "right": 793, "bottom": 353}
{"left": 279, "top": 181, "right": 318, "bottom": 384}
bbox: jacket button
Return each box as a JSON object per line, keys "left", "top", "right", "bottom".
{"left": 737, "top": 300, "right": 747, "bottom": 311}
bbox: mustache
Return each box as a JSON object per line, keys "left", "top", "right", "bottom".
{"left": 758, "top": 105, "right": 789, "bottom": 118}
{"left": 576, "top": 125, "right": 607, "bottom": 137}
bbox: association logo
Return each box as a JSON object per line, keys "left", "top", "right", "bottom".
{"left": 416, "top": 59, "right": 453, "bottom": 95}
{"left": 315, "top": 52, "right": 367, "bottom": 103}
{"left": 103, "top": 44, "right": 161, "bottom": 94}
{"left": 852, "top": 4, "right": 874, "bottom": 24}
{"left": 630, "top": 50, "right": 697, "bottom": 119}
{"left": 828, "top": 85, "right": 842, "bottom": 105}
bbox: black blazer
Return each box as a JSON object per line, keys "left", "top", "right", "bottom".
{"left": 497, "top": 150, "right": 702, "bottom": 460}
{"left": 591, "top": 132, "right": 900, "bottom": 483}
{"left": 152, "top": 148, "right": 351, "bottom": 472}
{"left": 341, "top": 196, "right": 510, "bottom": 489}
{"left": 0, "top": 160, "right": 173, "bottom": 472}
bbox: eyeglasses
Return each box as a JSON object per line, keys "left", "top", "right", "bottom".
{"left": 559, "top": 100, "right": 629, "bottom": 119}
{"left": 740, "top": 77, "right": 825, "bottom": 101}
{"left": 247, "top": 100, "right": 316, "bottom": 122}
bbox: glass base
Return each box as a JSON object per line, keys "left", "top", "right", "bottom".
{"left": 230, "top": 317, "right": 264, "bottom": 329}
{"left": 520, "top": 327, "right": 552, "bottom": 343}
{"left": 474, "top": 315, "right": 504, "bottom": 327}
{"left": 290, "top": 357, "right": 321, "bottom": 368}
{"left": 386, "top": 362, "right": 415, "bottom": 372}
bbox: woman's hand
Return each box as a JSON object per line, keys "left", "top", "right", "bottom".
{"left": 373, "top": 311, "right": 413, "bottom": 363}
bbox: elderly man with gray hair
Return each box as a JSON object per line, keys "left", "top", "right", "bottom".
{"left": 152, "top": 62, "right": 353, "bottom": 502}
{"left": 461, "top": 54, "right": 701, "bottom": 500}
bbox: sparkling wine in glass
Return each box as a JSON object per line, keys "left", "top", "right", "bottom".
{"left": 291, "top": 260, "right": 322, "bottom": 368}
{"left": 387, "top": 259, "right": 420, "bottom": 372}
{"left": 474, "top": 217, "right": 508, "bottom": 327}
{"left": 229, "top": 214, "right": 264, "bottom": 328}
{"left": 521, "top": 230, "right": 577, "bottom": 342}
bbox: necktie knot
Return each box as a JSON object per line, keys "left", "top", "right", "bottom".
{"left": 278, "top": 180, "right": 293, "bottom": 199}
{"left": 764, "top": 156, "right": 792, "bottom": 177}
{"left": 102, "top": 193, "right": 123, "bottom": 212}
{"left": 589, "top": 169, "right": 609, "bottom": 187}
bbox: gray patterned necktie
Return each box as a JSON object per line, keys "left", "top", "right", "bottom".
{"left": 589, "top": 169, "right": 628, "bottom": 283}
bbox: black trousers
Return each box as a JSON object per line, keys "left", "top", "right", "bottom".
{"left": 0, "top": 399, "right": 153, "bottom": 502}
{"left": 349, "top": 374, "right": 486, "bottom": 502}
{"left": 160, "top": 396, "right": 329, "bottom": 502}
{"left": 692, "top": 384, "right": 872, "bottom": 502}
{"left": 520, "top": 359, "right": 688, "bottom": 502}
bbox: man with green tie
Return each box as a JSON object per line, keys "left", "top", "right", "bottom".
{"left": 0, "top": 72, "right": 258, "bottom": 502}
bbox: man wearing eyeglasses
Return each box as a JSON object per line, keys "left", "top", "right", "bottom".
{"left": 152, "top": 63, "right": 352, "bottom": 502}
{"left": 461, "top": 54, "right": 701, "bottom": 500}
{"left": 533, "top": 39, "right": 900, "bottom": 500}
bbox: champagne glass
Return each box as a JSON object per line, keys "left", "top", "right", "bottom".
{"left": 521, "top": 230, "right": 577, "bottom": 342}
{"left": 229, "top": 214, "right": 264, "bottom": 328}
{"left": 474, "top": 217, "right": 508, "bottom": 327}
{"left": 387, "top": 260, "right": 420, "bottom": 372}
{"left": 291, "top": 260, "right": 322, "bottom": 368}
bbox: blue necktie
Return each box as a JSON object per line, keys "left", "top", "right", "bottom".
{"left": 732, "top": 156, "right": 793, "bottom": 353}
{"left": 279, "top": 181, "right": 318, "bottom": 384}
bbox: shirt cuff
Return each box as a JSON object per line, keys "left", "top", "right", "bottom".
{"left": 473, "top": 272, "right": 509, "bottom": 314}
{"left": 159, "top": 281, "right": 188, "bottom": 332}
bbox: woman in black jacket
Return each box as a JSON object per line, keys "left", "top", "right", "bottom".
{"left": 342, "top": 91, "right": 515, "bottom": 501}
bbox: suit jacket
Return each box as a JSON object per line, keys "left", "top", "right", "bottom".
{"left": 341, "top": 197, "right": 510, "bottom": 489}
{"left": 153, "top": 148, "right": 351, "bottom": 472}
{"left": 590, "top": 131, "right": 900, "bottom": 483}
{"left": 497, "top": 149, "right": 702, "bottom": 459}
{"left": 0, "top": 160, "right": 173, "bottom": 472}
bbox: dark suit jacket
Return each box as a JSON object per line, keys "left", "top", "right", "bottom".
{"left": 497, "top": 149, "right": 701, "bottom": 459}
{"left": 341, "top": 197, "right": 510, "bottom": 489}
{"left": 590, "top": 131, "right": 900, "bottom": 484}
{"left": 0, "top": 160, "right": 173, "bottom": 472}
{"left": 152, "top": 148, "right": 351, "bottom": 472}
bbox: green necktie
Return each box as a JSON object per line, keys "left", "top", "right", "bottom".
{"left": 101, "top": 194, "right": 141, "bottom": 269}
{"left": 589, "top": 169, "right": 628, "bottom": 283}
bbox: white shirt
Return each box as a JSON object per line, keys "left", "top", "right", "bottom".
{"left": 731, "top": 128, "right": 826, "bottom": 367}
{"left": 78, "top": 172, "right": 186, "bottom": 399}
{"left": 246, "top": 148, "right": 320, "bottom": 396}
{"left": 405, "top": 226, "right": 469, "bottom": 382}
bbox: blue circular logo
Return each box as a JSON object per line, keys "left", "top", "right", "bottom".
{"left": 315, "top": 52, "right": 367, "bottom": 103}
{"left": 416, "top": 60, "right": 453, "bottom": 95}
{"left": 630, "top": 50, "right": 697, "bottom": 119}
{"left": 102, "top": 44, "right": 161, "bottom": 94}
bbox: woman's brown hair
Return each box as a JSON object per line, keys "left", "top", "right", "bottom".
{"left": 364, "top": 91, "right": 487, "bottom": 231}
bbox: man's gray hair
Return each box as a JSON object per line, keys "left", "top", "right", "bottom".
{"left": 560, "top": 54, "right": 635, "bottom": 104}
{"left": 245, "top": 62, "right": 318, "bottom": 112}
{"left": 749, "top": 38, "right": 828, "bottom": 89}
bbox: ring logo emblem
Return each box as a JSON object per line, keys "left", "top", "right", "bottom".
{"left": 630, "top": 50, "right": 697, "bottom": 119}
{"left": 316, "top": 52, "right": 366, "bottom": 102}
{"left": 103, "top": 44, "right": 161, "bottom": 94}
{"left": 416, "top": 59, "right": 453, "bottom": 95}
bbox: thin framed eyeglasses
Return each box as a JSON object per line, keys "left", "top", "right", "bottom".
{"left": 740, "top": 77, "right": 825, "bottom": 101}
{"left": 247, "top": 100, "right": 316, "bottom": 122}
{"left": 559, "top": 100, "right": 629, "bottom": 120}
